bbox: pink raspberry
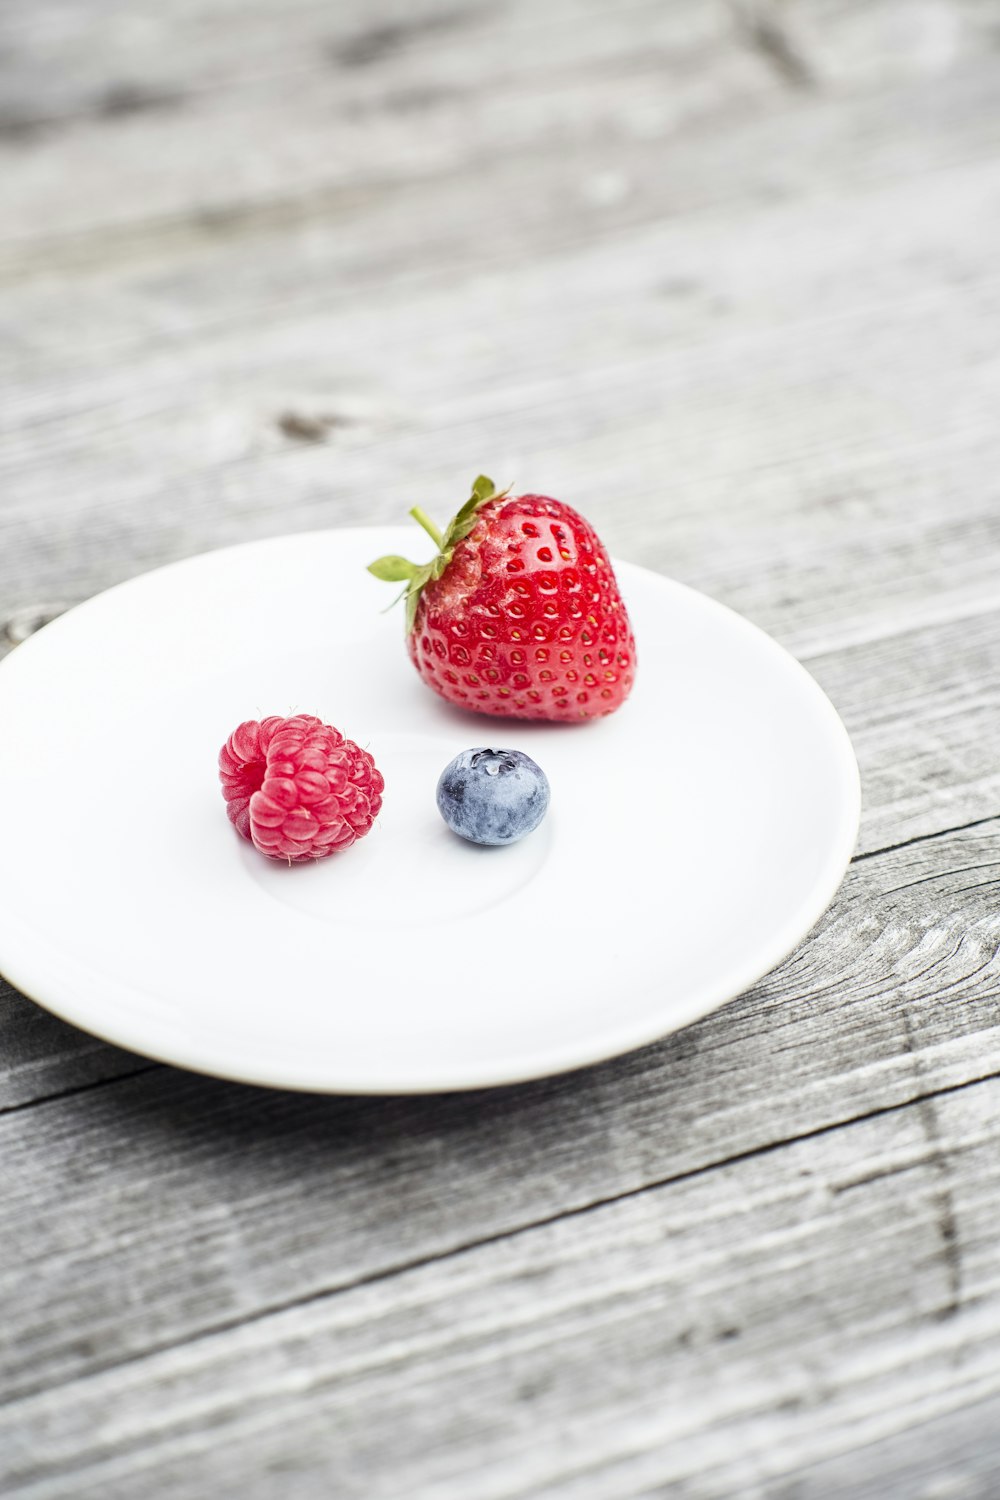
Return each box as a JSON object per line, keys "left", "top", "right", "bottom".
{"left": 218, "top": 715, "right": 384, "bottom": 862}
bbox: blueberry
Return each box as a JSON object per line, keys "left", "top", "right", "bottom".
{"left": 436, "top": 747, "right": 550, "bottom": 846}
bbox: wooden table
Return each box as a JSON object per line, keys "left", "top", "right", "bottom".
{"left": 3, "top": 2, "right": 999, "bottom": 1494}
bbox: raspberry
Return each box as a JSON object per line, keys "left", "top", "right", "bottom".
{"left": 218, "top": 715, "right": 383, "bottom": 862}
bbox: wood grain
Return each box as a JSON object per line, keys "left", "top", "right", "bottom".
{"left": 0, "top": 982, "right": 153, "bottom": 1112}
{"left": 3, "top": 0, "right": 1000, "bottom": 1492}
{"left": 2, "top": 820, "right": 998, "bottom": 1408}
{"left": 3, "top": 1070, "right": 1000, "bottom": 1498}
{"left": 2, "top": 6, "right": 999, "bottom": 654}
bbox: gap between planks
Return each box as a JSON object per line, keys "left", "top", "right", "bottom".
{"left": 6, "top": 1055, "right": 1000, "bottom": 1413}
{"left": 2, "top": 807, "right": 998, "bottom": 1405}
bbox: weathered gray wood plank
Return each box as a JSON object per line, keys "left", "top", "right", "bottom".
{"left": 2, "top": 1073, "right": 999, "bottom": 1498}
{"left": 3, "top": 81, "right": 999, "bottom": 654}
{"left": 1, "top": 0, "right": 994, "bottom": 253}
{"left": 1, "top": 820, "right": 997, "bottom": 1404}
{"left": 0, "top": 0, "right": 746, "bottom": 147}
{"left": 3, "top": 0, "right": 1000, "bottom": 1490}
{"left": 807, "top": 608, "right": 1000, "bottom": 854}
{"left": 784, "top": 1391, "right": 1000, "bottom": 1500}
{"left": 0, "top": 983, "right": 153, "bottom": 1112}
{"left": 3, "top": 3, "right": 997, "bottom": 774}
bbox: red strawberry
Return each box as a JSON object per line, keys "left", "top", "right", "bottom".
{"left": 369, "top": 476, "right": 636, "bottom": 722}
{"left": 219, "top": 714, "right": 383, "bottom": 862}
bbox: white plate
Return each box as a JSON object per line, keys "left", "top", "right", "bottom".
{"left": 0, "top": 529, "right": 859, "bottom": 1093}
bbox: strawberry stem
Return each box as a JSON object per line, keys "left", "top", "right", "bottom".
{"left": 409, "top": 506, "right": 444, "bottom": 549}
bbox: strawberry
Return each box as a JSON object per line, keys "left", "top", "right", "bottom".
{"left": 369, "top": 475, "right": 636, "bottom": 722}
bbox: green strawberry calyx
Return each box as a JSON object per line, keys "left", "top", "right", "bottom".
{"left": 368, "top": 474, "right": 510, "bottom": 635}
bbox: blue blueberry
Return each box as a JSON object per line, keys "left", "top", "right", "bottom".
{"left": 436, "top": 747, "right": 550, "bottom": 846}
